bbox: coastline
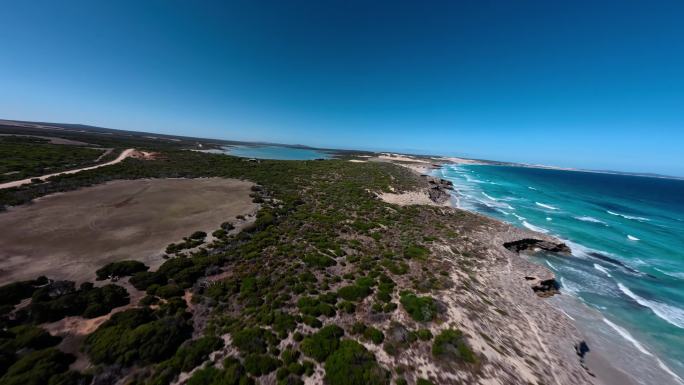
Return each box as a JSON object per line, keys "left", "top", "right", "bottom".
{"left": 380, "top": 156, "right": 643, "bottom": 385}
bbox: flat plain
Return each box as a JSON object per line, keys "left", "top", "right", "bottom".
{"left": 0, "top": 177, "right": 256, "bottom": 285}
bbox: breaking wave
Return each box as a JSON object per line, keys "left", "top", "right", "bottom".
{"left": 618, "top": 283, "right": 684, "bottom": 329}
{"left": 536, "top": 202, "right": 559, "bottom": 210}
{"left": 607, "top": 210, "right": 650, "bottom": 222}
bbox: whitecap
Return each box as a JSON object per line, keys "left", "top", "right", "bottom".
{"left": 618, "top": 283, "right": 684, "bottom": 328}
{"left": 545, "top": 260, "right": 557, "bottom": 270}
{"left": 593, "top": 263, "right": 612, "bottom": 277}
{"left": 522, "top": 221, "right": 549, "bottom": 234}
{"left": 528, "top": 186, "right": 537, "bottom": 190}
{"left": 607, "top": 210, "right": 650, "bottom": 222}
{"left": 496, "top": 209, "right": 510, "bottom": 216}
{"left": 536, "top": 202, "right": 559, "bottom": 210}
{"left": 558, "top": 308, "right": 575, "bottom": 321}
{"left": 627, "top": 235, "right": 640, "bottom": 241}
{"left": 574, "top": 216, "right": 607, "bottom": 225}
{"left": 546, "top": 217, "right": 552, "bottom": 221}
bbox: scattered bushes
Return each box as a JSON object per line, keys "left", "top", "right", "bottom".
{"left": 337, "top": 285, "right": 371, "bottom": 302}
{"left": 404, "top": 245, "right": 429, "bottom": 260}
{"left": 95, "top": 260, "right": 148, "bottom": 280}
{"left": 27, "top": 282, "right": 129, "bottom": 322}
{"left": 0, "top": 348, "right": 74, "bottom": 385}
{"left": 244, "top": 354, "right": 281, "bottom": 376}
{"left": 186, "top": 357, "right": 252, "bottom": 385}
{"left": 0, "top": 276, "right": 47, "bottom": 308}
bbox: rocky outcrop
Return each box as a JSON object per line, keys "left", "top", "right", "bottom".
{"left": 425, "top": 176, "right": 454, "bottom": 204}
{"left": 503, "top": 238, "right": 571, "bottom": 254}
{"left": 531, "top": 278, "right": 561, "bottom": 297}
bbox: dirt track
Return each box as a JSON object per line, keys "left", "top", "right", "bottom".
{"left": 0, "top": 148, "right": 135, "bottom": 189}
{"left": 0, "top": 178, "right": 256, "bottom": 285}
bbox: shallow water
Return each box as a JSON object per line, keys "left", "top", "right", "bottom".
{"left": 220, "top": 145, "right": 330, "bottom": 160}
{"left": 434, "top": 164, "right": 684, "bottom": 384}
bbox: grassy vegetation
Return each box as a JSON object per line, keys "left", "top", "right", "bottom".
{"left": 432, "top": 329, "right": 477, "bottom": 364}
{"left": 0, "top": 136, "right": 105, "bottom": 183}
{"left": 0, "top": 128, "right": 494, "bottom": 384}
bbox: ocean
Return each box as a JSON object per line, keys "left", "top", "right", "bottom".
{"left": 220, "top": 145, "right": 330, "bottom": 160}
{"left": 433, "top": 164, "right": 684, "bottom": 385}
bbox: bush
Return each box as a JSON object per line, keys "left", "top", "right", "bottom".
{"left": 399, "top": 293, "right": 438, "bottom": 322}
{"left": 6, "top": 325, "right": 61, "bottom": 351}
{"left": 432, "top": 329, "right": 477, "bottom": 363}
{"left": 244, "top": 354, "right": 281, "bottom": 376}
{"left": 95, "top": 260, "right": 148, "bottom": 280}
{"left": 417, "top": 329, "right": 433, "bottom": 341}
{"left": 28, "top": 283, "right": 129, "bottom": 322}
{"left": 130, "top": 271, "right": 167, "bottom": 290}
{"left": 300, "top": 325, "right": 344, "bottom": 362}
{"left": 0, "top": 348, "right": 74, "bottom": 385}
{"left": 154, "top": 284, "right": 185, "bottom": 299}
{"left": 302, "top": 254, "right": 336, "bottom": 268}
{"left": 324, "top": 340, "right": 389, "bottom": 385}
{"left": 337, "top": 285, "right": 371, "bottom": 302}
{"left": 404, "top": 245, "right": 429, "bottom": 260}
{"left": 47, "top": 370, "right": 92, "bottom": 385}
{"left": 0, "top": 277, "right": 47, "bottom": 307}
{"left": 363, "top": 327, "right": 384, "bottom": 345}
{"left": 417, "top": 379, "right": 435, "bottom": 385}
{"left": 231, "top": 328, "right": 276, "bottom": 355}
{"left": 83, "top": 308, "right": 192, "bottom": 366}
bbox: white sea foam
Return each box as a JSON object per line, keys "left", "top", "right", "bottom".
{"left": 545, "top": 260, "right": 557, "bottom": 270}
{"left": 496, "top": 209, "right": 510, "bottom": 216}
{"left": 558, "top": 308, "right": 575, "bottom": 321}
{"left": 575, "top": 216, "right": 607, "bottom": 225}
{"left": 603, "top": 318, "right": 652, "bottom": 356}
{"left": 546, "top": 217, "right": 552, "bottom": 221}
{"left": 522, "top": 221, "right": 549, "bottom": 233}
{"left": 536, "top": 202, "right": 559, "bottom": 210}
{"left": 607, "top": 210, "right": 650, "bottom": 222}
{"left": 627, "top": 235, "right": 640, "bottom": 241}
{"left": 618, "top": 283, "right": 684, "bottom": 329}
{"left": 512, "top": 213, "right": 526, "bottom": 221}
{"left": 560, "top": 277, "right": 581, "bottom": 295}
{"left": 603, "top": 318, "right": 684, "bottom": 384}
{"left": 593, "top": 263, "right": 612, "bottom": 277}
{"left": 528, "top": 186, "right": 537, "bottom": 190}
{"left": 482, "top": 192, "right": 498, "bottom": 201}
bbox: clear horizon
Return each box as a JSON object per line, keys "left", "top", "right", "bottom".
{"left": 1, "top": 0, "right": 683, "bottom": 176}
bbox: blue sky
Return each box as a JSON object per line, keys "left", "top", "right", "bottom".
{"left": 1, "top": 0, "right": 683, "bottom": 176}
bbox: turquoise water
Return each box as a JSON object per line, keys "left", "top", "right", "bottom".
{"left": 435, "top": 164, "right": 684, "bottom": 384}
{"left": 221, "top": 145, "right": 330, "bottom": 160}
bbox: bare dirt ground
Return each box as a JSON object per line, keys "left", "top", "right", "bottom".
{"left": 0, "top": 177, "right": 257, "bottom": 285}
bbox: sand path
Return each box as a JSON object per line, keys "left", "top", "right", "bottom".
{"left": 0, "top": 148, "right": 135, "bottom": 189}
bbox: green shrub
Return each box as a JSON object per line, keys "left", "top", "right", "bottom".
{"left": 0, "top": 277, "right": 47, "bottom": 307}
{"left": 324, "top": 340, "right": 389, "bottom": 385}
{"left": 432, "top": 329, "right": 477, "bottom": 363}
{"left": 399, "top": 293, "right": 438, "bottom": 322}
{"left": 83, "top": 308, "right": 192, "bottom": 366}
{"left": 130, "top": 271, "right": 167, "bottom": 290}
{"left": 29, "top": 283, "right": 129, "bottom": 322}
{"left": 244, "top": 354, "right": 281, "bottom": 376}
{"left": 417, "top": 329, "right": 433, "bottom": 341}
{"left": 6, "top": 325, "right": 61, "bottom": 351}
{"left": 363, "top": 327, "right": 384, "bottom": 344}
{"left": 0, "top": 348, "right": 74, "bottom": 385}
{"left": 404, "top": 245, "right": 428, "bottom": 260}
{"left": 154, "top": 284, "right": 185, "bottom": 299}
{"left": 337, "top": 301, "right": 356, "bottom": 314}
{"left": 417, "top": 379, "right": 435, "bottom": 385}
{"left": 300, "top": 325, "right": 344, "bottom": 362}
{"left": 95, "top": 260, "right": 148, "bottom": 280}
{"left": 337, "top": 285, "right": 371, "bottom": 302}
{"left": 47, "top": 370, "right": 92, "bottom": 385}
{"left": 302, "top": 254, "right": 336, "bottom": 268}
{"left": 231, "top": 328, "right": 276, "bottom": 354}
{"left": 281, "top": 348, "right": 300, "bottom": 365}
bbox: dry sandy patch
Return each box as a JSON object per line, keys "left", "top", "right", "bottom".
{"left": 0, "top": 178, "right": 256, "bottom": 285}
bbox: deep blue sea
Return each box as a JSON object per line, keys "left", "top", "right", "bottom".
{"left": 434, "top": 164, "right": 684, "bottom": 384}
{"left": 220, "top": 145, "right": 330, "bottom": 160}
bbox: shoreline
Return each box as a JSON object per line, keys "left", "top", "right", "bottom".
{"left": 382, "top": 157, "right": 648, "bottom": 385}
{"left": 424, "top": 161, "right": 684, "bottom": 385}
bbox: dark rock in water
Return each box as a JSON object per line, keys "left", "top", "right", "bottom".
{"left": 504, "top": 238, "right": 571, "bottom": 254}
{"left": 424, "top": 176, "right": 453, "bottom": 204}
{"left": 532, "top": 278, "right": 560, "bottom": 297}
